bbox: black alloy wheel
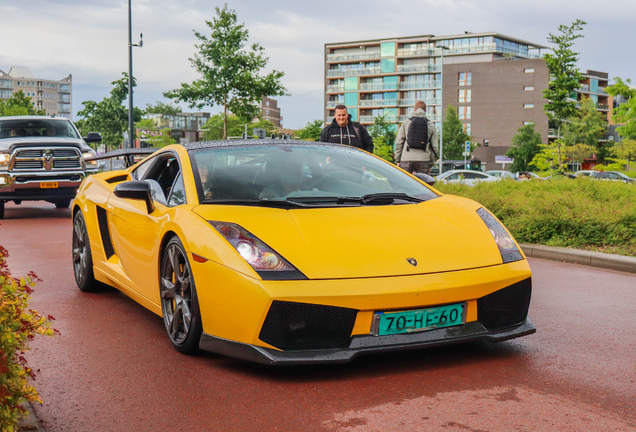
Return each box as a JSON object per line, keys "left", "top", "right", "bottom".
{"left": 160, "top": 237, "right": 203, "bottom": 354}
{"left": 72, "top": 210, "right": 99, "bottom": 291}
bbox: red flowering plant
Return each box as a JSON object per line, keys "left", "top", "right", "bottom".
{"left": 0, "top": 245, "right": 58, "bottom": 430}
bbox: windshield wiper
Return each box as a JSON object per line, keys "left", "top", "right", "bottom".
{"left": 205, "top": 198, "right": 308, "bottom": 208}
{"left": 360, "top": 193, "right": 424, "bottom": 204}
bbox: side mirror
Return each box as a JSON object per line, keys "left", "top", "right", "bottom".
{"left": 114, "top": 181, "right": 155, "bottom": 213}
{"left": 84, "top": 132, "right": 102, "bottom": 143}
{"left": 414, "top": 173, "right": 436, "bottom": 186}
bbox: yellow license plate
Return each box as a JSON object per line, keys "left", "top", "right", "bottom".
{"left": 40, "top": 182, "right": 58, "bottom": 189}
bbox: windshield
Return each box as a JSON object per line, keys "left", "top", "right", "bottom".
{"left": 190, "top": 144, "right": 438, "bottom": 206}
{"left": 0, "top": 119, "right": 79, "bottom": 140}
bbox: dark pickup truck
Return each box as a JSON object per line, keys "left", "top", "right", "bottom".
{"left": 0, "top": 116, "right": 101, "bottom": 218}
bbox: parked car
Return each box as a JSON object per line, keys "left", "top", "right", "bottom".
{"left": 72, "top": 140, "right": 535, "bottom": 364}
{"left": 514, "top": 171, "right": 543, "bottom": 180}
{"left": 486, "top": 170, "right": 518, "bottom": 181}
{"left": 590, "top": 171, "right": 636, "bottom": 184}
{"left": 437, "top": 169, "right": 500, "bottom": 186}
{"left": 574, "top": 170, "right": 597, "bottom": 177}
{"left": 0, "top": 116, "right": 101, "bottom": 218}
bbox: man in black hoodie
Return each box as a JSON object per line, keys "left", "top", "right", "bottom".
{"left": 320, "top": 105, "right": 374, "bottom": 153}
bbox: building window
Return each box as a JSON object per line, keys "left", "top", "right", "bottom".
{"left": 524, "top": 68, "right": 534, "bottom": 74}
{"left": 524, "top": 86, "right": 534, "bottom": 91}
{"left": 265, "top": 101, "right": 269, "bottom": 106}
{"left": 459, "top": 72, "right": 472, "bottom": 86}
{"left": 524, "top": 103, "right": 534, "bottom": 108}
{"left": 464, "top": 123, "right": 471, "bottom": 134}
{"left": 265, "top": 110, "right": 269, "bottom": 115}
{"left": 458, "top": 89, "right": 471, "bottom": 103}
{"left": 458, "top": 106, "right": 471, "bottom": 120}
{"left": 523, "top": 121, "right": 534, "bottom": 125}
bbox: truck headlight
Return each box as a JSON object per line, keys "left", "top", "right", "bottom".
{"left": 0, "top": 153, "right": 9, "bottom": 169}
{"left": 82, "top": 153, "right": 97, "bottom": 165}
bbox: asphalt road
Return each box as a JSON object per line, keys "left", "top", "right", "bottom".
{"left": 1, "top": 201, "right": 635, "bottom": 431}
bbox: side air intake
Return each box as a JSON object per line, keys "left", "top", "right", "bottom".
{"left": 96, "top": 206, "right": 115, "bottom": 259}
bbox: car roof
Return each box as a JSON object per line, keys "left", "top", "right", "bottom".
{"left": 441, "top": 169, "right": 489, "bottom": 175}
{"left": 183, "top": 139, "right": 345, "bottom": 151}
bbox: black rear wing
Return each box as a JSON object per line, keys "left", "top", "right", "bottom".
{"left": 85, "top": 148, "right": 157, "bottom": 168}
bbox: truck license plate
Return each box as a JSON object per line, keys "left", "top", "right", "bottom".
{"left": 40, "top": 182, "right": 59, "bottom": 188}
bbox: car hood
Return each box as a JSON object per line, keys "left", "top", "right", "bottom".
{"left": 0, "top": 136, "right": 91, "bottom": 152}
{"left": 192, "top": 195, "right": 508, "bottom": 280}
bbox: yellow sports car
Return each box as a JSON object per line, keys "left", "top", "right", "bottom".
{"left": 72, "top": 140, "right": 534, "bottom": 364}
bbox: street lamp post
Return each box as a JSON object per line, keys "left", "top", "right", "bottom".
{"left": 127, "top": 0, "right": 142, "bottom": 149}
{"left": 436, "top": 45, "right": 449, "bottom": 175}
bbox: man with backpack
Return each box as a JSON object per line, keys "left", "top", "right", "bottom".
{"left": 394, "top": 101, "right": 438, "bottom": 174}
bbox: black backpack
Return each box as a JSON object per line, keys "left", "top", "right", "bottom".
{"left": 406, "top": 117, "right": 429, "bottom": 151}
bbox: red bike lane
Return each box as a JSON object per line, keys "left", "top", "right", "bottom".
{"left": 1, "top": 201, "right": 635, "bottom": 431}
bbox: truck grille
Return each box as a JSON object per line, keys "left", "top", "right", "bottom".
{"left": 11, "top": 147, "right": 82, "bottom": 171}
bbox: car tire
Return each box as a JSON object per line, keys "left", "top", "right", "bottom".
{"left": 160, "top": 236, "right": 203, "bottom": 354}
{"left": 72, "top": 210, "right": 100, "bottom": 292}
{"left": 55, "top": 199, "right": 71, "bottom": 209}
{"left": 0, "top": 200, "right": 4, "bottom": 219}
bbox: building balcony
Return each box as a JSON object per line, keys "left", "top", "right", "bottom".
{"left": 548, "top": 128, "right": 557, "bottom": 138}
{"left": 397, "top": 64, "right": 441, "bottom": 73}
{"left": 359, "top": 83, "right": 399, "bottom": 91}
{"left": 399, "top": 81, "right": 441, "bottom": 89}
{"left": 326, "top": 85, "right": 345, "bottom": 92}
{"left": 326, "top": 52, "right": 381, "bottom": 62}
{"left": 396, "top": 48, "right": 434, "bottom": 57}
{"left": 597, "top": 103, "right": 609, "bottom": 111}
{"left": 448, "top": 43, "right": 540, "bottom": 59}
{"left": 359, "top": 99, "right": 399, "bottom": 107}
{"left": 399, "top": 98, "right": 441, "bottom": 106}
{"left": 360, "top": 115, "right": 399, "bottom": 123}
{"left": 0, "top": 83, "right": 13, "bottom": 89}
{"left": 327, "top": 68, "right": 381, "bottom": 77}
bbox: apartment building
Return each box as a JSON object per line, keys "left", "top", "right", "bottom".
{"left": 142, "top": 112, "right": 211, "bottom": 146}
{"left": 324, "top": 33, "right": 551, "bottom": 169}
{"left": 259, "top": 97, "right": 282, "bottom": 128}
{"left": 0, "top": 66, "right": 72, "bottom": 119}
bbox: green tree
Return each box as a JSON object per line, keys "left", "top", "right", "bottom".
{"left": 606, "top": 77, "right": 636, "bottom": 139}
{"left": 542, "top": 19, "right": 587, "bottom": 168}
{"left": 372, "top": 136, "right": 394, "bottom": 162}
{"left": 0, "top": 90, "right": 46, "bottom": 116}
{"left": 201, "top": 113, "right": 275, "bottom": 140}
{"left": 136, "top": 118, "right": 156, "bottom": 129}
{"left": 148, "top": 129, "right": 177, "bottom": 148}
{"left": 612, "top": 138, "right": 636, "bottom": 171}
{"left": 506, "top": 123, "right": 543, "bottom": 172}
{"left": 164, "top": 5, "right": 288, "bottom": 139}
{"left": 296, "top": 120, "right": 323, "bottom": 141}
{"left": 369, "top": 113, "right": 397, "bottom": 146}
{"left": 564, "top": 143, "right": 595, "bottom": 169}
{"left": 144, "top": 101, "right": 182, "bottom": 115}
{"left": 562, "top": 96, "right": 609, "bottom": 164}
{"left": 441, "top": 105, "right": 471, "bottom": 160}
{"left": 530, "top": 143, "right": 560, "bottom": 173}
{"left": 75, "top": 73, "right": 142, "bottom": 151}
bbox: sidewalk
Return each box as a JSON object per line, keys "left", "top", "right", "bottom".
{"left": 520, "top": 243, "right": 636, "bottom": 274}
{"left": 18, "top": 401, "right": 46, "bottom": 431}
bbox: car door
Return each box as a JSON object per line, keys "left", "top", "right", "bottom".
{"left": 107, "top": 152, "right": 185, "bottom": 305}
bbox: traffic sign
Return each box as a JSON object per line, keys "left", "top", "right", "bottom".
{"left": 465, "top": 141, "right": 471, "bottom": 153}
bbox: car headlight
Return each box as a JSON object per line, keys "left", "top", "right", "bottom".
{"left": 82, "top": 152, "right": 98, "bottom": 165}
{"left": 476, "top": 208, "right": 523, "bottom": 263}
{"left": 209, "top": 221, "right": 306, "bottom": 280}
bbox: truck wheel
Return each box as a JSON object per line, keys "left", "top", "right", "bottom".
{"left": 55, "top": 199, "right": 71, "bottom": 209}
{"left": 0, "top": 200, "right": 4, "bottom": 219}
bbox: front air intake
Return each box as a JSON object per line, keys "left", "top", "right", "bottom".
{"left": 259, "top": 301, "right": 358, "bottom": 350}
{"left": 478, "top": 278, "right": 532, "bottom": 330}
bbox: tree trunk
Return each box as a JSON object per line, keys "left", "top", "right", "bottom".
{"left": 557, "top": 126, "right": 562, "bottom": 170}
{"left": 223, "top": 104, "right": 228, "bottom": 140}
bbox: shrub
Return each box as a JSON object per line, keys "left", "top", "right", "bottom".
{"left": 435, "top": 178, "right": 636, "bottom": 254}
{"left": 0, "top": 246, "right": 57, "bottom": 431}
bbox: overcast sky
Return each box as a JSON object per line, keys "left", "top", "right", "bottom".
{"left": 0, "top": 0, "right": 633, "bottom": 129}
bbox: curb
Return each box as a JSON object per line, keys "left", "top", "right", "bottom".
{"left": 520, "top": 243, "right": 636, "bottom": 274}
{"left": 17, "top": 401, "right": 46, "bottom": 431}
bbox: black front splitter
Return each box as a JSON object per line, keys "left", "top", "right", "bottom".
{"left": 198, "top": 318, "right": 536, "bottom": 365}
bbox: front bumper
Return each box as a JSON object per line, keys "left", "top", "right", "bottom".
{"left": 199, "top": 317, "right": 536, "bottom": 365}
{"left": 0, "top": 170, "right": 85, "bottom": 200}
